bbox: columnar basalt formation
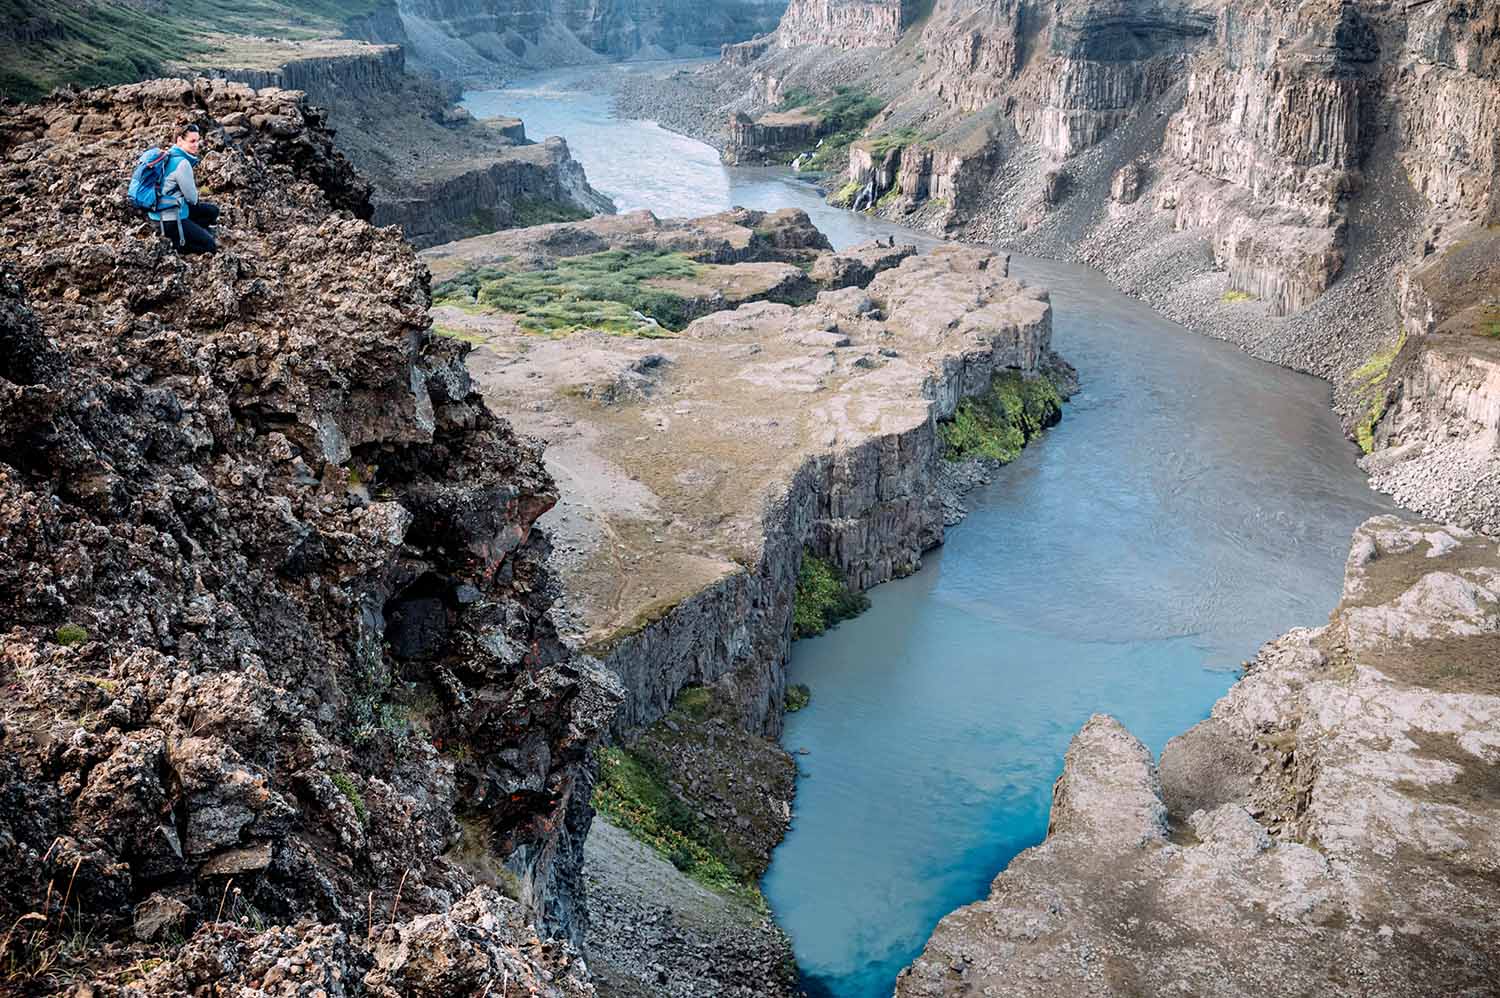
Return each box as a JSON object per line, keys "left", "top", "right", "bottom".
{"left": 724, "top": 108, "right": 832, "bottom": 164}
{"left": 775, "top": 0, "right": 916, "bottom": 49}
{"left": 0, "top": 79, "right": 614, "bottom": 993}
{"left": 896, "top": 516, "right": 1500, "bottom": 997}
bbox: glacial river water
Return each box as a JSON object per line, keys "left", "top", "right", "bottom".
{"left": 465, "top": 69, "right": 1398, "bottom": 998}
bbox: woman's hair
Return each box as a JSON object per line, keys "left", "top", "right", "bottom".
{"left": 173, "top": 121, "right": 202, "bottom": 141}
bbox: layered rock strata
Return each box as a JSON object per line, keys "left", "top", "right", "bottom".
{"left": 724, "top": 107, "right": 832, "bottom": 165}
{"left": 897, "top": 516, "right": 1500, "bottom": 997}
{"left": 775, "top": 0, "right": 917, "bottom": 50}
{"left": 0, "top": 79, "right": 613, "bottom": 993}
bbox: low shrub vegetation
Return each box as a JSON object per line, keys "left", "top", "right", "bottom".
{"left": 792, "top": 553, "right": 869, "bottom": 639}
{"left": 593, "top": 745, "right": 750, "bottom": 897}
{"left": 785, "top": 683, "right": 811, "bottom": 712}
{"left": 939, "top": 371, "right": 1064, "bottom": 463}
{"left": 432, "top": 250, "right": 699, "bottom": 335}
{"left": 330, "top": 771, "right": 368, "bottom": 825}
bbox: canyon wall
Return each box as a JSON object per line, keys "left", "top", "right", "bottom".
{"left": 193, "top": 41, "right": 612, "bottom": 248}
{"left": 776, "top": 0, "right": 917, "bottom": 49}
{"left": 389, "top": 0, "right": 789, "bottom": 79}
{"left": 724, "top": 0, "right": 1498, "bottom": 528}
{"left": 0, "top": 79, "right": 613, "bottom": 993}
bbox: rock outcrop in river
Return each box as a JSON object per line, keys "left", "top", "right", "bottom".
{"left": 896, "top": 515, "right": 1500, "bottom": 997}
{"left": 0, "top": 78, "right": 614, "bottom": 993}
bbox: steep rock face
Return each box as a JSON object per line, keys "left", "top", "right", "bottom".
{"left": 390, "top": 0, "right": 788, "bottom": 79}
{"left": 1363, "top": 225, "right": 1500, "bottom": 534}
{"left": 375, "top": 136, "right": 612, "bottom": 249}
{"left": 724, "top": 108, "right": 832, "bottom": 164}
{"left": 897, "top": 516, "right": 1500, "bottom": 997}
{"left": 916, "top": 0, "right": 1216, "bottom": 155}
{"left": 424, "top": 220, "right": 1061, "bottom": 744}
{"left": 0, "top": 79, "right": 614, "bottom": 991}
{"left": 776, "top": 0, "right": 916, "bottom": 49}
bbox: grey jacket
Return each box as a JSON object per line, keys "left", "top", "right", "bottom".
{"left": 148, "top": 146, "right": 199, "bottom": 222}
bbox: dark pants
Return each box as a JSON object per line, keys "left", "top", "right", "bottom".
{"left": 162, "top": 201, "right": 219, "bottom": 254}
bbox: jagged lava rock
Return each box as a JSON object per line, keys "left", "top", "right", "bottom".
{"left": 0, "top": 77, "right": 615, "bottom": 990}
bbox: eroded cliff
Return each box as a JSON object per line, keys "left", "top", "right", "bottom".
{"left": 0, "top": 79, "right": 615, "bottom": 993}
{"left": 896, "top": 515, "right": 1500, "bottom": 997}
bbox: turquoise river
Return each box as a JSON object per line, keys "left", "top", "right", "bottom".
{"left": 464, "top": 68, "right": 1399, "bottom": 998}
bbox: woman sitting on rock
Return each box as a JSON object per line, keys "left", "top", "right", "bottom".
{"left": 150, "top": 122, "right": 219, "bottom": 254}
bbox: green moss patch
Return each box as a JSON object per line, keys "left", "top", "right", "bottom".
{"left": 785, "top": 87, "right": 887, "bottom": 172}
{"left": 792, "top": 552, "right": 869, "bottom": 640}
{"left": 829, "top": 181, "right": 863, "bottom": 208}
{"left": 54, "top": 624, "right": 89, "bottom": 647}
{"left": 432, "top": 250, "right": 700, "bottom": 336}
{"left": 1351, "top": 332, "right": 1405, "bottom": 454}
{"left": 939, "top": 370, "right": 1064, "bottom": 463}
{"left": 866, "top": 127, "right": 922, "bottom": 159}
{"left": 1221, "top": 289, "right": 1254, "bottom": 303}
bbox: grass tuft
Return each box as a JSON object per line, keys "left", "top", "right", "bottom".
{"left": 432, "top": 250, "right": 698, "bottom": 336}
{"left": 1351, "top": 332, "right": 1405, "bottom": 454}
{"left": 792, "top": 553, "right": 869, "bottom": 640}
{"left": 330, "top": 771, "right": 368, "bottom": 826}
{"left": 53, "top": 624, "right": 88, "bottom": 647}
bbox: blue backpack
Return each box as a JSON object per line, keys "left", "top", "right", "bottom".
{"left": 127, "top": 147, "right": 176, "bottom": 213}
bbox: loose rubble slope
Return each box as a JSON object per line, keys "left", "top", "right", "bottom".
{"left": 896, "top": 515, "right": 1500, "bottom": 997}
{"left": 0, "top": 79, "right": 614, "bottom": 994}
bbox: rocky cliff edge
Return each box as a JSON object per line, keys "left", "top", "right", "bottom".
{"left": 0, "top": 78, "right": 616, "bottom": 994}
{"left": 896, "top": 515, "right": 1500, "bottom": 997}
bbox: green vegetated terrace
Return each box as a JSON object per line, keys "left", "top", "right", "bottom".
{"left": 432, "top": 249, "right": 701, "bottom": 336}
{"left": 940, "top": 370, "right": 1065, "bottom": 463}
{"left": 777, "top": 86, "right": 887, "bottom": 173}
{"left": 792, "top": 551, "right": 870, "bottom": 639}
{"left": 0, "top": 0, "right": 385, "bottom": 100}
